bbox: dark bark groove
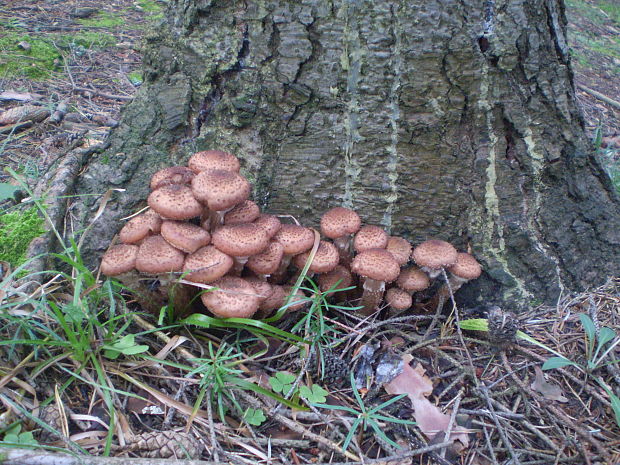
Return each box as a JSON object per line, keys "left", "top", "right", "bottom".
{"left": 62, "top": 0, "right": 619, "bottom": 308}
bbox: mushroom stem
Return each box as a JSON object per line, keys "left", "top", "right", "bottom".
{"left": 333, "top": 235, "right": 353, "bottom": 266}
{"left": 359, "top": 278, "right": 385, "bottom": 316}
{"left": 231, "top": 256, "right": 249, "bottom": 276}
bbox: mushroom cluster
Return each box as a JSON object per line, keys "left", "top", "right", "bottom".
{"left": 100, "top": 150, "right": 482, "bottom": 319}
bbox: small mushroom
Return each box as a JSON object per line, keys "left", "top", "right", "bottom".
{"left": 135, "top": 236, "right": 185, "bottom": 274}
{"left": 191, "top": 169, "right": 251, "bottom": 224}
{"left": 386, "top": 236, "right": 412, "bottom": 267}
{"left": 183, "top": 245, "right": 233, "bottom": 284}
{"left": 188, "top": 150, "right": 241, "bottom": 173}
{"left": 271, "top": 224, "right": 315, "bottom": 282}
{"left": 118, "top": 209, "right": 162, "bottom": 244}
{"left": 201, "top": 276, "right": 260, "bottom": 318}
{"left": 320, "top": 207, "right": 361, "bottom": 265}
{"left": 317, "top": 264, "right": 353, "bottom": 302}
{"left": 100, "top": 244, "right": 138, "bottom": 276}
{"left": 211, "top": 223, "right": 270, "bottom": 274}
{"left": 150, "top": 166, "right": 195, "bottom": 190}
{"left": 411, "top": 239, "right": 458, "bottom": 279}
{"left": 385, "top": 287, "right": 413, "bottom": 316}
{"left": 293, "top": 240, "right": 339, "bottom": 276}
{"left": 148, "top": 184, "right": 203, "bottom": 221}
{"left": 160, "top": 221, "right": 210, "bottom": 253}
{"left": 351, "top": 248, "right": 400, "bottom": 315}
{"left": 353, "top": 225, "right": 389, "bottom": 253}
{"left": 224, "top": 200, "right": 260, "bottom": 225}
{"left": 253, "top": 214, "right": 282, "bottom": 239}
{"left": 246, "top": 241, "right": 285, "bottom": 279}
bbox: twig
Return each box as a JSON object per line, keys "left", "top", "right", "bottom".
{"left": 577, "top": 83, "right": 620, "bottom": 110}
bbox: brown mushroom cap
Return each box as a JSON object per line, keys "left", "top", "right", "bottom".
{"left": 253, "top": 214, "right": 282, "bottom": 239}
{"left": 135, "top": 235, "right": 185, "bottom": 273}
{"left": 245, "top": 277, "right": 274, "bottom": 302}
{"left": 412, "top": 239, "right": 458, "bottom": 270}
{"left": 273, "top": 224, "right": 315, "bottom": 255}
{"left": 386, "top": 236, "right": 412, "bottom": 266}
{"left": 148, "top": 184, "right": 203, "bottom": 220}
{"left": 246, "top": 241, "right": 284, "bottom": 276}
{"left": 317, "top": 264, "right": 353, "bottom": 294}
{"left": 351, "top": 248, "right": 400, "bottom": 282}
{"left": 258, "top": 284, "right": 287, "bottom": 313}
{"left": 293, "top": 240, "right": 339, "bottom": 274}
{"left": 161, "top": 220, "right": 211, "bottom": 253}
{"left": 282, "top": 286, "right": 308, "bottom": 312}
{"left": 353, "top": 225, "right": 389, "bottom": 252}
{"left": 212, "top": 223, "right": 269, "bottom": 258}
{"left": 183, "top": 245, "right": 233, "bottom": 283}
{"left": 201, "top": 276, "right": 260, "bottom": 318}
{"left": 150, "top": 166, "right": 195, "bottom": 190}
{"left": 101, "top": 244, "right": 138, "bottom": 276}
{"left": 119, "top": 210, "right": 162, "bottom": 244}
{"left": 396, "top": 267, "right": 430, "bottom": 292}
{"left": 320, "top": 207, "right": 361, "bottom": 239}
{"left": 448, "top": 252, "right": 482, "bottom": 281}
{"left": 224, "top": 200, "right": 260, "bottom": 225}
{"left": 188, "top": 150, "right": 240, "bottom": 173}
{"left": 191, "top": 169, "right": 251, "bottom": 211}
{"left": 385, "top": 287, "right": 412, "bottom": 311}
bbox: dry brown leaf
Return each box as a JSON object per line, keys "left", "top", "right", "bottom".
{"left": 531, "top": 366, "right": 568, "bottom": 403}
{"left": 384, "top": 355, "right": 469, "bottom": 448}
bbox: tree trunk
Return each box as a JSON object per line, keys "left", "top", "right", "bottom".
{"left": 65, "top": 0, "right": 620, "bottom": 308}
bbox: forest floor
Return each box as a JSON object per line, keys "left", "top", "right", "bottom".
{"left": 0, "top": 1, "right": 619, "bottom": 465}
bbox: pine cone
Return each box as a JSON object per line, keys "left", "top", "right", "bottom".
{"left": 310, "top": 349, "right": 349, "bottom": 388}
{"left": 487, "top": 306, "right": 520, "bottom": 348}
{"left": 126, "top": 430, "right": 203, "bottom": 459}
{"left": 36, "top": 404, "right": 64, "bottom": 443}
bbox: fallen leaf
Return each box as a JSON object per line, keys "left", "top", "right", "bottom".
{"left": 384, "top": 355, "right": 469, "bottom": 448}
{"left": 531, "top": 366, "right": 568, "bottom": 403}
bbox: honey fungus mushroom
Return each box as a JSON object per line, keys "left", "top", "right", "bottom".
{"left": 320, "top": 207, "right": 361, "bottom": 265}
{"left": 351, "top": 248, "right": 400, "bottom": 315}
{"left": 411, "top": 239, "right": 458, "bottom": 279}
{"left": 201, "top": 276, "right": 260, "bottom": 318}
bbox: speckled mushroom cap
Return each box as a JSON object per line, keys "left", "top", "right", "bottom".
{"left": 119, "top": 210, "right": 162, "bottom": 244}
{"left": 273, "top": 224, "right": 315, "bottom": 255}
{"left": 448, "top": 252, "right": 482, "bottom": 281}
{"left": 224, "top": 200, "right": 260, "bottom": 225}
{"left": 259, "top": 284, "right": 286, "bottom": 313}
{"left": 353, "top": 225, "right": 389, "bottom": 252}
{"left": 212, "top": 223, "right": 269, "bottom": 257}
{"left": 412, "top": 239, "right": 458, "bottom": 270}
{"left": 201, "top": 276, "right": 260, "bottom": 318}
{"left": 385, "top": 287, "right": 412, "bottom": 311}
{"left": 293, "top": 241, "right": 339, "bottom": 274}
{"left": 188, "top": 150, "right": 240, "bottom": 173}
{"left": 245, "top": 277, "right": 273, "bottom": 302}
{"left": 135, "top": 235, "right": 185, "bottom": 274}
{"left": 282, "top": 286, "right": 308, "bottom": 312}
{"left": 320, "top": 207, "right": 361, "bottom": 239}
{"left": 150, "top": 166, "right": 195, "bottom": 190}
{"left": 317, "top": 264, "right": 353, "bottom": 294}
{"left": 396, "top": 267, "right": 430, "bottom": 292}
{"left": 253, "top": 214, "right": 282, "bottom": 239}
{"left": 246, "top": 241, "right": 284, "bottom": 276}
{"left": 351, "top": 248, "right": 400, "bottom": 282}
{"left": 386, "top": 236, "right": 412, "bottom": 266}
{"left": 148, "top": 184, "right": 203, "bottom": 220}
{"left": 100, "top": 244, "right": 138, "bottom": 276}
{"left": 183, "top": 245, "right": 233, "bottom": 283}
{"left": 160, "top": 220, "right": 211, "bottom": 254}
{"left": 191, "top": 169, "right": 250, "bottom": 211}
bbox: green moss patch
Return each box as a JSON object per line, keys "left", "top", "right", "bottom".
{"left": 0, "top": 207, "right": 45, "bottom": 268}
{"left": 57, "top": 31, "right": 116, "bottom": 49}
{"left": 0, "top": 32, "right": 62, "bottom": 79}
{"left": 77, "top": 11, "right": 125, "bottom": 28}
{"left": 135, "top": 0, "right": 163, "bottom": 13}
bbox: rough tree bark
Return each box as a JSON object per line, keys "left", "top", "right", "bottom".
{"left": 60, "top": 0, "right": 620, "bottom": 308}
